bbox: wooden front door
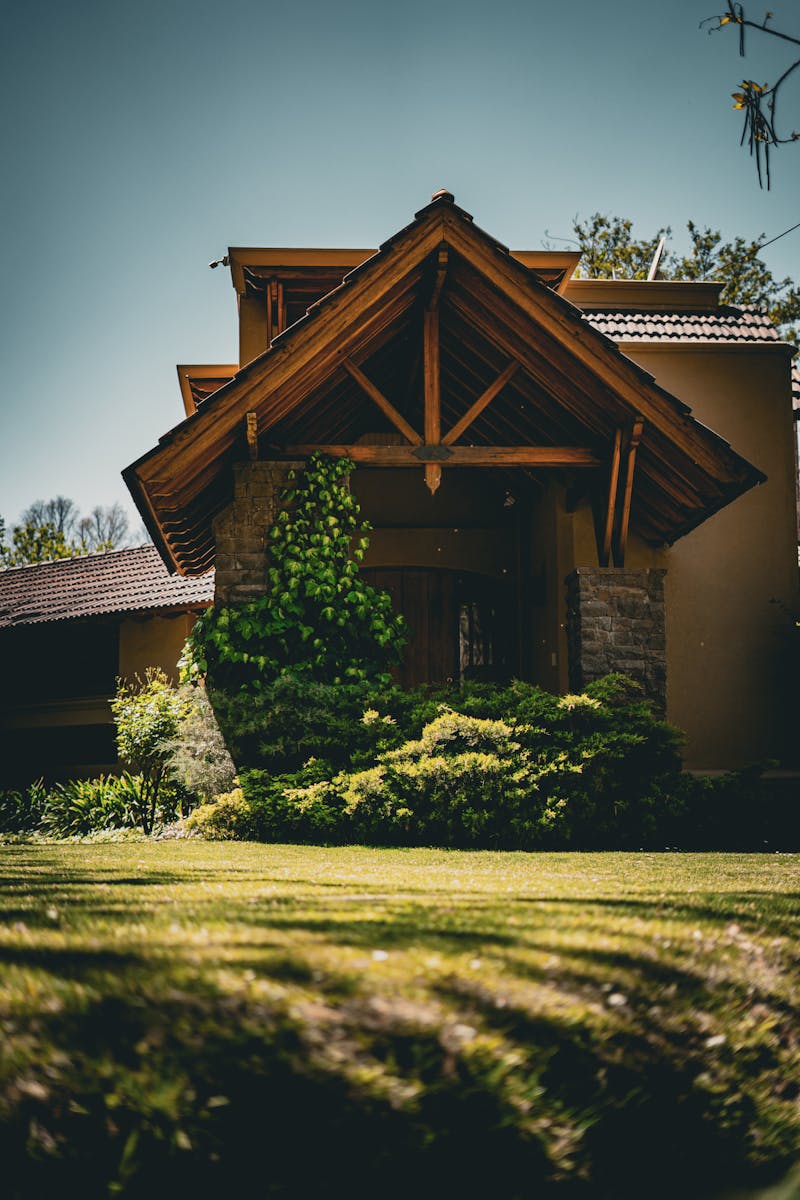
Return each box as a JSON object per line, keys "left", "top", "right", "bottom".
{"left": 362, "top": 568, "right": 514, "bottom": 688}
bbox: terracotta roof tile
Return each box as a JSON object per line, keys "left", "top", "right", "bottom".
{"left": 585, "top": 306, "right": 782, "bottom": 343}
{"left": 0, "top": 544, "right": 214, "bottom": 629}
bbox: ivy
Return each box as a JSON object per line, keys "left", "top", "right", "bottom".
{"left": 182, "top": 454, "right": 406, "bottom": 691}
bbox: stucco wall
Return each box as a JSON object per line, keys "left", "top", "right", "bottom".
{"left": 620, "top": 346, "right": 798, "bottom": 768}
{"left": 119, "top": 613, "right": 196, "bottom": 683}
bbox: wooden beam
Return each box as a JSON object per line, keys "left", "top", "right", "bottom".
{"left": 342, "top": 358, "right": 423, "bottom": 445}
{"left": 613, "top": 419, "right": 644, "bottom": 566}
{"left": 284, "top": 445, "right": 601, "bottom": 467}
{"left": 423, "top": 308, "right": 441, "bottom": 493}
{"left": 429, "top": 245, "right": 448, "bottom": 312}
{"left": 246, "top": 411, "right": 259, "bottom": 461}
{"left": 600, "top": 427, "right": 622, "bottom": 566}
{"left": 443, "top": 360, "right": 521, "bottom": 446}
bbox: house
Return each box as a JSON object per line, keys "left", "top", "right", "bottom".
{"left": 125, "top": 191, "right": 798, "bottom": 769}
{"left": 3, "top": 191, "right": 796, "bottom": 780}
{"left": 0, "top": 546, "right": 213, "bottom": 784}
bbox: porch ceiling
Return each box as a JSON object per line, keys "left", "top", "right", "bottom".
{"left": 125, "top": 194, "right": 764, "bottom": 576}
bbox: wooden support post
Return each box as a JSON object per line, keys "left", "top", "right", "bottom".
{"left": 343, "top": 359, "right": 423, "bottom": 445}
{"left": 424, "top": 308, "right": 441, "bottom": 493}
{"left": 246, "top": 412, "right": 258, "bottom": 460}
{"left": 600, "top": 427, "right": 622, "bottom": 566}
{"left": 443, "top": 360, "right": 520, "bottom": 446}
{"left": 266, "top": 278, "right": 275, "bottom": 346}
{"left": 613, "top": 418, "right": 643, "bottom": 566}
{"left": 277, "top": 281, "right": 286, "bottom": 334}
{"left": 429, "top": 245, "right": 448, "bottom": 312}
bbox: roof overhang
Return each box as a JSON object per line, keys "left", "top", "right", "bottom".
{"left": 125, "top": 195, "right": 765, "bottom": 576}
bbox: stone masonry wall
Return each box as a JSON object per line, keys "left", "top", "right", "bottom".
{"left": 212, "top": 461, "right": 303, "bottom": 606}
{"left": 565, "top": 567, "right": 667, "bottom": 709}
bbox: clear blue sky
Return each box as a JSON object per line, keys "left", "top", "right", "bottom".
{"left": 2, "top": 0, "right": 799, "bottom": 534}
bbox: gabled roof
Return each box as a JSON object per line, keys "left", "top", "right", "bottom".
{"left": 0, "top": 545, "right": 213, "bottom": 629}
{"left": 125, "top": 193, "right": 768, "bottom": 575}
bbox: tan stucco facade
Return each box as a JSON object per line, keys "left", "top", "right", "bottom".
{"left": 619, "top": 345, "right": 798, "bottom": 768}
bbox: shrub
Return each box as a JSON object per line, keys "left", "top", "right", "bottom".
{"left": 224, "top": 678, "right": 692, "bottom": 849}
{"left": 0, "top": 778, "right": 48, "bottom": 833}
{"left": 163, "top": 684, "right": 237, "bottom": 803}
{"left": 111, "top": 669, "right": 189, "bottom": 833}
{"left": 209, "top": 675, "right": 406, "bottom": 775}
{"left": 39, "top": 773, "right": 138, "bottom": 837}
{"left": 184, "top": 789, "right": 254, "bottom": 840}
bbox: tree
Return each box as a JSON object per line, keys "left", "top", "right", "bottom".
{"left": 703, "top": 4, "right": 800, "bottom": 187}
{"left": 570, "top": 213, "right": 800, "bottom": 342}
{"left": 1, "top": 521, "right": 75, "bottom": 567}
{"left": 1, "top": 497, "right": 132, "bottom": 567}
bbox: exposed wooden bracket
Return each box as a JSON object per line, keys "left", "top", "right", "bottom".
{"left": 599, "top": 427, "right": 622, "bottom": 566}
{"left": 428, "top": 245, "right": 449, "bottom": 313}
{"left": 425, "top": 464, "right": 443, "bottom": 494}
{"left": 613, "top": 418, "right": 644, "bottom": 566}
{"left": 411, "top": 444, "right": 453, "bottom": 461}
{"left": 246, "top": 411, "right": 259, "bottom": 460}
{"left": 343, "top": 358, "right": 423, "bottom": 445}
{"left": 443, "top": 360, "right": 520, "bottom": 446}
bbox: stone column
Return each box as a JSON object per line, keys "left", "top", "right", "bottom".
{"left": 212, "top": 460, "right": 303, "bottom": 605}
{"left": 565, "top": 567, "right": 667, "bottom": 708}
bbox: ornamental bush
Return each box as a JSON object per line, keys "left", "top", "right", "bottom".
{"left": 218, "top": 677, "right": 694, "bottom": 849}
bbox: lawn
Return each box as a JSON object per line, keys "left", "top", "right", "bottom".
{"left": 0, "top": 842, "right": 798, "bottom": 1198}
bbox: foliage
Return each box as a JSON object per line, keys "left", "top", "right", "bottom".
{"left": 183, "top": 453, "right": 406, "bottom": 691}
{"left": 224, "top": 677, "right": 690, "bottom": 849}
{"left": 0, "top": 842, "right": 798, "bottom": 1198}
{"left": 570, "top": 213, "right": 800, "bottom": 340}
{"left": 207, "top": 674, "right": 408, "bottom": 775}
{"left": 184, "top": 789, "right": 254, "bottom": 840}
{"left": 38, "top": 774, "right": 138, "bottom": 837}
{"left": 703, "top": 3, "right": 800, "bottom": 187}
{"left": 0, "top": 778, "right": 49, "bottom": 833}
{"left": 162, "top": 685, "right": 237, "bottom": 803}
{"left": 0, "top": 519, "right": 76, "bottom": 567}
{"left": 111, "top": 669, "right": 190, "bottom": 834}
{"left": 0, "top": 774, "right": 138, "bottom": 836}
{"left": 0, "top": 496, "right": 132, "bottom": 567}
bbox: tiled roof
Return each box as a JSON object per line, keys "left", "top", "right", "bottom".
{"left": 585, "top": 306, "right": 782, "bottom": 343}
{"left": 792, "top": 361, "right": 800, "bottom": 412}
{"left": 0, "top": 544, "right": 214, "bottom": 629}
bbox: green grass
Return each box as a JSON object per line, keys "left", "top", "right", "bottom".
{"left": 0, "top": 842, "right": 798, "bottom": 1198}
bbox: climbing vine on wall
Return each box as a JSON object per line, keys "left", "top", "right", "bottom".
{"left": 182, "top": 454, "right": 406, "bottom": 691}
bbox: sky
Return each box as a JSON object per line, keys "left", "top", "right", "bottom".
{"left": 1, "top": 0, "right": 799, "bottom": 536}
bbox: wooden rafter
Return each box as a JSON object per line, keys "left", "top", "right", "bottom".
{"left": 613, "top": 418, "right": 644, "bottom": 565}
{"left": 442, "top": 360, "right": 521, "bottom": 446}
{"left": 284, "top": 445, "right": 601, "bottom": 467}
{"left": 342, "top": 358, "right": 422, "bottom": 445}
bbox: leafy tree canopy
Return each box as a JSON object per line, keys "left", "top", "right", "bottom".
{"left": 570, "top": 213, "right": 800, "bottom": 342}
{"left": 1, "top": 496, "right": 133, "bottom": 567}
